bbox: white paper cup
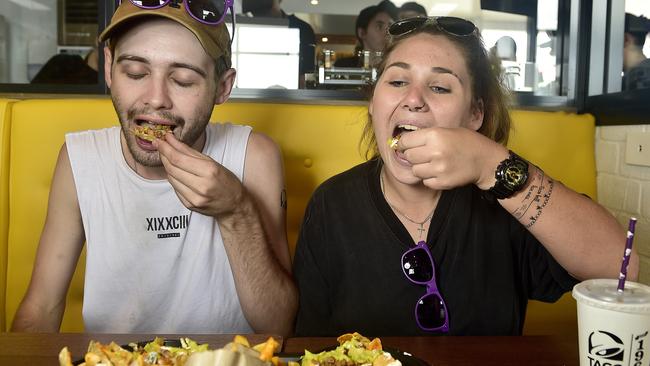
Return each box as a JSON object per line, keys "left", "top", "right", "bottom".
{"left": 573, "top": 279, "right": 650, "bottom": 366}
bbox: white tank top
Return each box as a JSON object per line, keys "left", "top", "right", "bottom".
{"left": 66, "top": 123, "right": 254, "bottom": 334}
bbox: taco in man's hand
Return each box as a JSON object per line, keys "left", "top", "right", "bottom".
{"left": 301, "top": 332, "right": 402, "bottom": 366}
{"left": 132, "top": 124, "right": 172, "bottom": 142}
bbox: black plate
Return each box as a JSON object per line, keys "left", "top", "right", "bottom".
{"left": 384, "top": 347, "right": 430, "bottom": 366}
{"left": 276, "top": 353, "right": 302, "bottom": 363}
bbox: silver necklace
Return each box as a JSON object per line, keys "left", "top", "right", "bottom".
{"left": 380, "top": 172, "right": 435, "bottom": 239}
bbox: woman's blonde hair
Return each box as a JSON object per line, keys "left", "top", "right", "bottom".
{"left": 360, "top": 20, "right": 512, "bottom": 159}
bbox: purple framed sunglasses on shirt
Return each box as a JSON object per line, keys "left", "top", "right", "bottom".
{"left": 401, "top": 240, "right": 450, "bottom": 332}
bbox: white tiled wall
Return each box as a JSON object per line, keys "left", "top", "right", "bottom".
{"left": 596, "top": 124, "right": 650, "bottom": 284}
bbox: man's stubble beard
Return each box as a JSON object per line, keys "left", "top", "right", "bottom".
{"left": 112, "top": 94, "right": 214, "bottom": 168}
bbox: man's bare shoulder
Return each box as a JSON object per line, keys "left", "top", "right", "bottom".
{"left": 56, "top": 142, "right": 72, "bottom": 170}
{"left": 50, "top": 142, "right": 80, "bottom": 205}
{"left": 246, "top": 131, "right": 281, "bottom": 160}
{"left": 242, "top": 131, "right": 283, "bottom": 189}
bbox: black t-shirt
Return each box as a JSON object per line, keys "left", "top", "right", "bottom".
{"left": 293, "top": 159, "right": 577, "bottom": 336}
{"left": 31, "top": 54, "right": 98, "bottom": 84}
{"left": 625, "top": 58, "right": 650, "bottom": 90}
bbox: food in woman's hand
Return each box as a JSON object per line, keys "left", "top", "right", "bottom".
{"left": 388, "top": 136, "right": 400, "bottom": 150}
{"left": 301, "top": 332, "right": 401, "bottom": 366}
{"left": 389, "top": 124, "right": 420, "bottom": 150}
{"left": 131, "top": 124, "right": 172, "bottom": 141}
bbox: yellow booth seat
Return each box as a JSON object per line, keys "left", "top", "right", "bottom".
{"left": 4, "top": 98, "right": 595, "bottom": 335}
{"left": 6, "top": 99, "right": 120, "bottom": 332}
{"left": 0, "top": 99, "right": 16, "bottom": 332}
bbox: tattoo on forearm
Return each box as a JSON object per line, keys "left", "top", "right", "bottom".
{"left": 512, "top": 168, "right": 543, "bottom": 219}
{"left": 511, "top": 168, "right": 554, "bottom": 228}
{"left": 281, "top": 189, "right": 287, "bottom": 210}
{"left": 525, "top": 178, "right": 553, "bottom": 228}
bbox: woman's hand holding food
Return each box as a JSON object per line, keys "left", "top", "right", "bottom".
{"left": 396, "top": 127, "right": 509, "bottom": 191}
{"left": 153, "top": 133, "right": 245, "bottom": 219}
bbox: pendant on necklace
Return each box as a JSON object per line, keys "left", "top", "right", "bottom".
{"left": 417, "top": 224, "right": 426, "bottom": 239}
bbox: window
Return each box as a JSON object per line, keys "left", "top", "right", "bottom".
{"left": 231, "top": 21, "right": 300, "bottom": 89}
{"left": 0, "top": 0, "right": 101, "bottom": 89}
{"left": 0, "top": 0, "right": 581, "bottom": 108}
{"left": 585, "top": 0, "right": 650, "bottom": 125}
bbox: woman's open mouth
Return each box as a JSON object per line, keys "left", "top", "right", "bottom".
{"left": 388, "top": 124, "right": 419, "bottom": 150}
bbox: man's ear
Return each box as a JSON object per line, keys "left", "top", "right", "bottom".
{"left": 466, "top": 98, "right": 485, "bottom": 131}
{"left": 215, "top": 68, "right": 237, "bottom": 105}
{"left": 357, "top": 27, "right": 367, "bottom": 44}
{"left": 624, "top": 33, "right": 633, "bottom": 48}
{"left": 103, "top": 46, "right": 113, "bottom": 88}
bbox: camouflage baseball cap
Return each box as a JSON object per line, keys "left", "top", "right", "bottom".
{"left": 99, "top": 1, "right": 231, "bottom": 65}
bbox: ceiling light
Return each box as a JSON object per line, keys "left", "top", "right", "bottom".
{"left": 310, "top": 0, "right": 319, "bottom": 5}
{"left": 321, "top": 37, "right": 329, "bottom": 42}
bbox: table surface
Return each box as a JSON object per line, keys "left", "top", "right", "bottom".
{"left": 0, "top": 332, "right": 579, "bottom": 366}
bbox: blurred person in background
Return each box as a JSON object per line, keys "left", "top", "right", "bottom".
{"left": 623, "top": 13, "right": 650, "bottom": 90}
{"left": 31, "top": 47, "right": 98, "bottom": 84}
{"left": 398, "top": 1, "right": 427, "bottom": 19}
{"left": 334, "top": 0, "right": 397, "bottom": 67}
{"left": 489, "top": 36, "right": 519, "bottom": 91}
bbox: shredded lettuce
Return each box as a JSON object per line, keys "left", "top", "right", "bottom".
{"left": 301, "top": 333, "right": 388, "bottom": 366}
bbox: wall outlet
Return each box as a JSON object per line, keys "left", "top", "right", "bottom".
{"left": 625, "top": 132, "right": 650, "bottom": 167}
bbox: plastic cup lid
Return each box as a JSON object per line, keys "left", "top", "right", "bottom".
{"left": 573, "top": 279, "right": 650, "bottom": 313}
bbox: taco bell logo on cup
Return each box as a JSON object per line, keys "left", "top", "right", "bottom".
{"left": 588, "top": 330, "right": 625, "bottom": 362}
{"left": 573, "top": 279, "right": 650, "bottom": 366}
{"left": 586, "top": 329, "right": 647, "bottom": 365}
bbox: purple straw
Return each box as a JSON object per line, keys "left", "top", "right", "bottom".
{"left": 617, "top": 217, "right": 637, "bottom": 292}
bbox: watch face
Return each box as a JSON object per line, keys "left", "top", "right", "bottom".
{"left": 489, "top": 152, "right": 530, "bottom": 199}
{"left": 503, "top": 160, "right": 528, "bottom": 189}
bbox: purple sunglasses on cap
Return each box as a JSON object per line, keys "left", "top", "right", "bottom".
{"left": 122, "top": 0, "right": 234, "bottom": 25}
{"left": 401, "top": 240, "right": 449, "bottom": 332}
